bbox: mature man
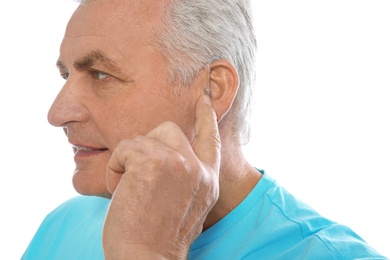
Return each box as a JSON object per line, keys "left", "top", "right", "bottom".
{"left": 23, "top": 0, "right": 385, "bottom": 259}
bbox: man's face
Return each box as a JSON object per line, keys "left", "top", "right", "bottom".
{"left": 48, "top": 0, "right": 202, "bottom": 198}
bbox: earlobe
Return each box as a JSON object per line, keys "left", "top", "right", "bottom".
{"left": 208, "top": 59, "right": 239, "bottom": 122}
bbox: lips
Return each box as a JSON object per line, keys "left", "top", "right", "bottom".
{"left": 71, "top": 144, "right": 109, "bottom": 157}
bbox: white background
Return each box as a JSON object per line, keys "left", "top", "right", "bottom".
{"left": 1, "top": 0, "right": 389, "bottom": 258}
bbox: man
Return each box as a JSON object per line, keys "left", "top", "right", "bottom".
{"left": 22, "top": 0, "right": 385, "bottom": 259}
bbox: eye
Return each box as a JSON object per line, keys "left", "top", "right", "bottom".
{"left": 91, "top": 70, "right": 110, "bottom": 80}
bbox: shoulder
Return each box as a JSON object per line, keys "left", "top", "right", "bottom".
{"left": 308, "top": 224, "right": 387, "bottom": 259}
{"left": 22, "top": 196, "right": 109, "bottom": 260}
{"left": 261, "top": 174, "right": 386, "bottom": 259}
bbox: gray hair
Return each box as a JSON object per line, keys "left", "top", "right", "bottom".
{"left": 158, "top": 0, "right": 257, "bottom": 144}
{"left": 73, "top": 0, "right": 257, "bottom": 144}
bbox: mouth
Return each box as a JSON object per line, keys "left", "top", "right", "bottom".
{"left": 72, "top": 144, "right": 109, "bottom": 157}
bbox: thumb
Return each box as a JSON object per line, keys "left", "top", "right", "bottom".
{"left": 192, "top": 94, "right": 221, "bottom": 174}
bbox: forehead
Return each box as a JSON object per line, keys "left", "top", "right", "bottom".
{"left": 67, "top": 0, "right": 167, "bottom": 38}
{"left": 60, "top": 0, "right": 169, "bottom": 68}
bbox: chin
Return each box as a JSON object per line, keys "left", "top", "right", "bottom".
{"left": 72, "top": 170, "right": 112, "bottom": 199}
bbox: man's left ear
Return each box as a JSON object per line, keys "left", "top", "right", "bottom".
{"left": 208, "top": 59, "right": 239, "bottom": 122}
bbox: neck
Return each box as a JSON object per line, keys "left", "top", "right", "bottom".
{"left": 202, "top": 129, "right": 262, "bottom": 230}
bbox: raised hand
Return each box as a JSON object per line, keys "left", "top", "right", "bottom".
{"left": 103, "top": 94, "right": 221, "bottom": 259}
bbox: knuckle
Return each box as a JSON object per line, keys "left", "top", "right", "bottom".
{"left": 168, "top": 151, "right": 188, "bottom": 172}
{"left": 160, "top": 121, "right": 181, "bottom": 132}
{"left": 133, "top": 135, "right": 146, "bottom": 142}
{"left": 148, "top": 149, "right": 187, "bottom": 172}
{"left": 116, "top": 139, "right": 135, "bottom": 151}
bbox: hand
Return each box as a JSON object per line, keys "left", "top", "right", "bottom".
{"left": 102, "top": 95, "right": 221, "bottom": 259}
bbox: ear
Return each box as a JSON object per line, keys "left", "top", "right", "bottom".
{"left": 208, "top": 59, "right": 239, "bottom": 123}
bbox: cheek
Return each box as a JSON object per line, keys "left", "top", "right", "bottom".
{"left": 98, "top": 102, "right": 161, "bottom": 146}
{"left": 98, "top": 88, "right": 197, "bottom": 147}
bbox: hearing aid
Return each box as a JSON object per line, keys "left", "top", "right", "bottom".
{"left": 204, "top": 63, "right": 211, "bottom": 98}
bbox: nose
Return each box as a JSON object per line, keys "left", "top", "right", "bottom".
{"left": 47, "top": 80, "right": 89, "bottom": 127}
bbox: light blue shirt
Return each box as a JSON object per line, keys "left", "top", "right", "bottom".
{"left": 22, "top": 173, "right": 386, "bottom": 259}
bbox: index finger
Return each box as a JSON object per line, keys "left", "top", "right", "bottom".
{"left": 191, "top": 94, "right": 221, "bottom": 174}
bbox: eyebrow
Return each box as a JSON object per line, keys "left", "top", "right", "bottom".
{"left": 56, "top": 50, "right": 122, "bottom": 73}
